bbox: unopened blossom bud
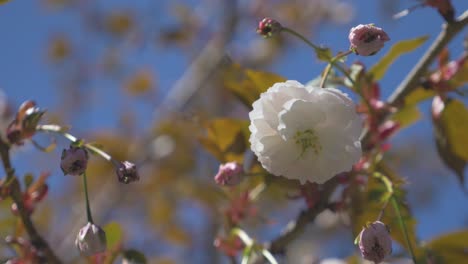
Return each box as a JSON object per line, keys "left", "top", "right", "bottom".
{"left": 60, "top": 146, "right": 89, "bottom": 176}
{"left": 358, "top": 221, "right": 392, "bottom": 263}
{"left": 116, "top": 161, "right": 139, "bottom": 184}
{"left": 256, "top": 18, "right": 282, "bottom": 38}
{"left": 75, "top": 222, "right": 107, "bottom": 256}
{"left": 349, "top": 24, "right": 390, "bottom": 56}
{"left": 214, "top": 162, "right": 244, "bottom": 186}
{"left": 431, "top": 95, "right": 445, "bottom": 120}
{"left": 377, "top": 120, "right": 400, "bottom": 141}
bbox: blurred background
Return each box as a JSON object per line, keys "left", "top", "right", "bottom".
{"left": 0, "top": 0, "right": 467, "bottom": 263}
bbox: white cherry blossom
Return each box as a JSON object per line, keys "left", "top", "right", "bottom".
{"left": 249, "top": 80, "right": 362, "bottom": 184}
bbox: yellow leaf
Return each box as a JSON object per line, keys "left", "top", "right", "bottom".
{"left": 163, "top": 224, "right": 191, "bottom": 245}
{"left": 125, "top": 69, "right": 155, "bottom": 95}
{"left": 48, "top": 35, "right": 71, "bottom": 62}
{"left": 103, "top": 221, "right": 123, "bottom": 249}
{"left": 426, "top": 230, "right": 468, "bottom": 263}
{"left": 392, "top": 105, "right": 421, "bottom": 129}
{"left": 222, "top": 63, "right": 286, "bottom": 108}
{"left": 404, "top": 87, "right": 436, "bottom": 106}
{"left": 199, "top": 118, "right": 249, "bottom": 162}
{"left": 370, "top": 36, "right": 429, "bottom": 81}
{"left": 105, "top": 11, "right": 134, "bottom": 37}
{"left": 440, "top": 100, "right": 468, "bottom": 161}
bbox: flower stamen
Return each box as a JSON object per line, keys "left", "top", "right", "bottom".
{"left": 294, "top": 129, "right": 322, "bottom": 158}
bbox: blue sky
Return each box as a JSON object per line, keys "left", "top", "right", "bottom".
{"left": 0, "top": 0, "right": 467, "bottom": 261}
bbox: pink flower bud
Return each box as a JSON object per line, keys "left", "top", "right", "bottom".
{"left": 256, "top": 18, "right": 282, "bottom": 38}
{"left": 60, "top": 146, "right": 89, "bottom": 176}
{"left": 358, "top": 221, "right": 392, "bottom": 263}
{"left": 378, "top": 120, "right": 400, "bottom": 141}
{"left": 349, "top": 24, "right": 390, "bottom": 56}
{"left": 432, "top": 95, "right": 445, "bottom": 120}
{"left": 116, "top": 161, "right": 139, "bottom": 184}
{"left": 214, "top": 162, "right": 243, "bottom": 186}
{"left": 75, "top": 222, "right": 107, "bottom": 256}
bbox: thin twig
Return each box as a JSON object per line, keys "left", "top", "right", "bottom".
{"left": 362, "top": 10, "right": 468, "bottom": 148}
{"left": 0, "top": 138, "right": 62, "bottom": 264}
{"left": 267, "top": 179, "right": 338, "bottom": 254}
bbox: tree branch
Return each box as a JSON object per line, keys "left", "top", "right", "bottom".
{"left": 362, "top": 10, "right": 468, "bottom": 149}
{"left": 388, "top": 10, "right": 468, "bottom": 104}
{"left": 262, "top": 10, "right": 468, "bottom": 258}
{"left": 0, "top": 138, "right": 62, "bottom": 264}
{"left": 267, "top": 179, "right": 338, "bottom": 254}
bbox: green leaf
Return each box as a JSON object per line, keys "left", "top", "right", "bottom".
{"left": 103, "top": 221, "right": 123, "bottom": 249}
{"left": 434, "top": 99, "right": 468, "bottom": 185}
{"left": 199, "top": 118, "right": 250, "bottom": 162}
{"left": 316, "top": 47, "right": 332, "bottom": 62}
{"left": 23, "top": 173, "right": 34, "bottom": 188}
{"left": 425, "top": 230, "right": 468, "bottom": 263}
{"left": 370, "top": 36, "right": 429, "bottom": 80}
{"left": 123, "top": 249, "right": 147, "bottom": 264}
{"left": 451, "top": 60, "right": 468, "bottom": 88}
{"left": 440, "top": 100, "right": 468, "bottom": 160}
{"left": 0, "top": 0, "right": 11, "bottom": 5}
{"left": 404, "top": 87, "right": 436, "bottom": 106}
{"left": 31, "top": 139, "right": 57, "bottom": 153}
{"left": 222, "top": 63, "right": 286, "bottom": 108}
{"left": 392, "top": 105, "right": 422, "bottom": 129}
{"left": 349, "top": 163, "right": 418, "bottom": 254}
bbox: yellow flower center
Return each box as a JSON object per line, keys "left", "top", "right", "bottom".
{"left": 294, "top": 129, "right": 322, "bottom": 158}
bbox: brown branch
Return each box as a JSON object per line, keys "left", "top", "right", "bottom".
{"left": 267, "top": 179, "right": 338, "bottom": 254}
{"left": 362, "top": 10, "right": 468, "bottom": 148}
{"left": 388, "top": 10, "right": 468, "bottom": 104}
{"left": 260, "top": 10, "right": 468, "bottom": 258}
{"left": 0, "top": 138, "right": 62, "bottom": 264}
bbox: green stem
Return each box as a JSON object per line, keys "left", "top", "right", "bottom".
{"left": 332, "top": 61, "right": 355, "bottom": 86}
{"left": 320, "top": 50, "right": 353, "bottom": 88}
{"left": 391, "top": 196, "right": 418, "bottom": 264}
{"left": 83, "top": 172, "right": 94, "bottom": 223}
{"left": 281, "top": 27, "right": 321, "bottom": 51}
{"left": 374, "top": 172, "right": 417, "bottom": 263}
{"left": 231, "top": 228, "right": 253, "bottom": 247}
{"left": 319, "top": 64, "right": 333, "bottom": 88}
{"left": 37, "top": 124, "right": 114, "bottom": 163}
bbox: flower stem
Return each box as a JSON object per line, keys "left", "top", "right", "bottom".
{"left": 281, "top": 27, "right": 321, "bottom": 51}
{"left": 391, "top": 196, "right": 418, "bottom": 264}
{"left": 83, "top": 172, "right": 94, "bottom": 223}
{"left": 320, "top": 50, "right": 353, "bottom": 88}
{"left": 374, "top": 172, "right": 417, "bottom": 263}
{"left": 37, "top": 124, "right": 115, "bottom": 164}
{"left": 231, "top": 228, "right": 253, "bottom": 247}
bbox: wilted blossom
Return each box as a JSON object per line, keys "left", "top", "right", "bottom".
{"left": 256, "top": 18, "right": 282, "bottom": 38}
{"left": 75, "top": 222, "right": 107, "bottom": 256}
{"left": 214, "top": 162, "right": 244, "bottom": 186}
{"left": 116, "top": 161, "right": 139, "bottom": 184}
{"left": 249, "top": 80, "right": 362, "bottom": 184}
{"left": 349, "top": 24, "right": 390, "bottom": 56}
{"left": 60, "top": 146, "right": 89, "bottom": 176}
{"left": 358, "top": 221, "right": 392, "bottom": 263}
{"left": 6, "top": 100, "right": 45, "bottom": 145}
{"left": 11, "top": 172, "right": 50, "bottom": 216}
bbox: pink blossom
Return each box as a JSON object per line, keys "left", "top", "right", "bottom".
{"left": 349, "top": 24, "right": 390, "bottom": 56}
{"left": 214, "top": 162, "right": 243, "bottom": 186}
{"left": 256, "top": 18, "right": 282, "bottom": 38}
{"left": 116, "top": 161, "right": 139, "bottom": 184}
{"left": 358, "top": 221, "right": 392, "bottom": 263}
{"left": 60, "top": 146, "right": 89, "bottom": 176}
